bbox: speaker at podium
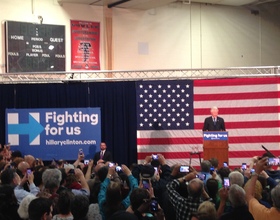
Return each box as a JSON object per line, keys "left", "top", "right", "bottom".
{"left": 203, "top": 131, "right": 229, "bottom": 168}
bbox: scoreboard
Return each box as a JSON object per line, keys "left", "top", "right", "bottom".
{"left": 5, "top": 21, "right": 65, "bottom": 73}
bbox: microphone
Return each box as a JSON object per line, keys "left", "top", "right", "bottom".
{"left": 262, "top": 145, "right": 276, "bottom": 157}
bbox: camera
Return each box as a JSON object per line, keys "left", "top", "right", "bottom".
{"left": 84, "top": 160, "right": 89, "bottom": 165}
{"left": 196, "top": 173, "right": 206, "bottom": 181}
{"left": 142, "top": 179, "right": 150, "bottom": 189}
{"left": 109, "top": 162, "right": 115, "bottom": 167}
{"left": 223, "top": 162, "right": 228, "bottom": 167}
{"left": 210, "top": 166, "right": 215, "bottom": 174}
{"left": 115, "top": 166, "right": 122, "bottom": 172}
{"left": 79, "top": 148, "right": 83, "bottom": 155}
{"left": 150, "top": 199, "right": 158, "bottom": 212}
{"left": 26, "top": 168, "right": 32, "bottom": 176}
{"left": 180, "top": 165, "right": 190, "bottom": 173}
{"left": 152, "top": 154, "right": 158, "bottom": 160}
{"left": 268, "top": 157, "right": 280, "bottom": 166}
{"left": 250, "top": 168, "right": 255, "bottom": 174}
{"left": 224, "top": 177, "right": 230, "bottom": 188}
{"left": 154, "top": 167, "right": 158, "bottom": 173}
{"left": 241, "top": 163, "right": 247, "bottom": 170}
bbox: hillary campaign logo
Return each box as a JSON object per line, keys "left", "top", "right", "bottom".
{"left": 5, "top": 108, "right": 101, "bottom": 160}
{"left": 7, "top": 112, "right": 44, "bottom": 145}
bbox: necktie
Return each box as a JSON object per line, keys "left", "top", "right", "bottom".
{"left": 213, "top": 118, "right": 216, "bottom": 125}
{"left": 100, "top": 151, "right": 104, "bottom": 159}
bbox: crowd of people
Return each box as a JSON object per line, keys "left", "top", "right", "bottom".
{"left": 1, "top": 142, "right": 280, "bottom": 220}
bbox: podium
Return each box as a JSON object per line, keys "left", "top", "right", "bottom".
{"left": 203, "top": 131, "right": 229, "bottom": 167}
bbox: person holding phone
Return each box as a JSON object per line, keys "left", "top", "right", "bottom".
{"left": 166, "top": 168, "right": 211, "bottom": 220}
{"left": 245, "top": 157, "right": 280, "bottom": 220}
{"left": 98, "top": 164, "right": 138, "bottom": 219}
{"left": 0, "top": 168, "right": 39, "bottom": 204}
{"left": 199, "top": 160, "right": 213, "bottom": 184}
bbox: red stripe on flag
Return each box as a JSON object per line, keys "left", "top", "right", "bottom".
{"left": 137, "top": 150, "right": 280, "bottom": 160}
{"left": 194, "top": 106, "right": 280, "bottom": 115}
{"left": 194, "top": 91, "right": 280, "bottom": 101}
{"left": 137, "top": 137, "right": 202, "bottom": 145}
{"left": 194, "top": 77, "right": 280, "bottom": 87}
{"left": 195, "top": 121, "right": 280, "bottom": 129}
{"left": 137, "top": 135, "right": 280, "bottom": 145}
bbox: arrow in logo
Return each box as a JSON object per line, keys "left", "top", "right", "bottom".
{"left": 8, "top": 114, "right": 45, "bottom": 144}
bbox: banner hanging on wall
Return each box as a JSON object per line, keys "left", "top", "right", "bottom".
{"left": 71, "top": 20, "right": 100, "bottom": 70}
{"left": 5, "top": 108, "right": 101, "bottom": 161}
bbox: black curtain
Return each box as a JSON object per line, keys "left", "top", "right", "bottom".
{"left": 0, "top": 81, "right": 137, "bottom": 166}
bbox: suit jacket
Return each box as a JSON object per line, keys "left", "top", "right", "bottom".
{"left": 93, "top": 150, "right": 112, "bottom": 165}
{"left": 203, "top": 116, "right": 226, "bottom": 131}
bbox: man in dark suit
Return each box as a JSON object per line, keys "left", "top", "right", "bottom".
{"left": 203, "top": 106, "right": 226, "bottom": 131}
{"left": 93, "top": 142, "right": 112, "bottom": 165}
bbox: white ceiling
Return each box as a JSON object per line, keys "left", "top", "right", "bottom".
{"left": 57, "top": 0, "right": 279, "bottom": 9}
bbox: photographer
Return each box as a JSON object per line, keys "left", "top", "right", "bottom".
{"left": 98, "top": 164, "right": 138, "bottom": 219}
{"left": 245, "top": 157, "right": 280, "bottom": 220}
{"left": 166, "top": 167, "right": 211, "bottom": 220}
{"left": 126, "top": 187, "right": 165, "bottom": 220}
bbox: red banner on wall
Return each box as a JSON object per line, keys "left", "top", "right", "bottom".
{"left": 71, "top": 20, "right": 100, "bottom": 70}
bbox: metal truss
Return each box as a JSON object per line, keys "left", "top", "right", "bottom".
{"left": 0, "top": 66, "right": 279, "bottom": 84}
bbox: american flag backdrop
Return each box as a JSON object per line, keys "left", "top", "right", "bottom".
{"left": 136, "top": 77, "right": 280, "bottom": 168}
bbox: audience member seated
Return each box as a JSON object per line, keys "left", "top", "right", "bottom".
{"left": 52, "top": 190, "right": 75, "bottom": 220}
{"left": 0, "top": 184, "right": 22, "bottom": 220}
{"left": 166, "top": 168, "right": 211, "bottom": 220}
{"left": 244, "top": 178, "right": 271, "bottom": 208}
{"left": 109, "top": 210, "right": 138, "bottom": 220}
{"left": 245, "top": 157, "right": 280, "bottom": 220}
{"left": 190, "top": 201, "right": 217, "bottom": 220}
{"left": 17, "top": 194, "right": 37, "bottom": 219}
{"left": 98, "top": 164, "right": 138, "bottom": 219}
{"left": 228, "top": 171, "right": 244, "bottom": 187}
{"left": 200, "top": 160, "right": 212, "bottom": 184}
{"left": 1, "top": 144, "right": 12, "bottom": 162}
{"left": 13, "top": 157, "right": 24, "bottom": 168}
{"left": 209, "top": 158, "right": 219, "bottom": 171}
{"left": 216, "top": 167, "right": 230, "bottom": 183}
{"left": 256, "top": 154, "right": 280, "bottom": 183}
{"left": 0, "top": 168, "right": 39, "bottom": 204}
{"left": 24, "top": 155, "right": 36, "bottom": 168}
{"left": 127, "top": 187, "right": 165, "bottom": 220}
{"left": 44, "top": 168, "right": 90, "bottom": 197}
{"left": 71, "top": 194, "right": 90, "bottom": 220}
{"left": 206, "top": 178, "right": 220, "bottom": 209}
{"left": 10, "top": 150, "right": 23, "bottom": 161}
{"left": 28, "top": 197, "right": 53, "bottom": 220}
{"left": 17, "top": 161, "right": 30, "bottom": 177}
{"left": 219, "top": 184, "right": 253, "bottom": 220}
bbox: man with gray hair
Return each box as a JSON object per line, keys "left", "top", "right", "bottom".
{"left": 245, "top": 157, "right": 280, "bottom": 220}
{"left": 167, "top": 170, "right": 211, "bottom": 220}
{"left": 229, "top": 171, "right": 244, "bottom": 187}
{"left": 219, "top": 184, "right": 254, "bottom": 220}
{"left": 41, "top": 168, "right": 89, "bottom": 196}
{"left": 203, "top": 106, "right": 226, "bottom": 131}
{"left": 200, "top": 160, "right": 212, "bottom": 184}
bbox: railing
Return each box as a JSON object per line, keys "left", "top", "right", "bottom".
{"left": 0, "top": 66, "right": 279, "bottom": 84}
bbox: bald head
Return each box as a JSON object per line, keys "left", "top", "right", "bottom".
{"left": 24, "top": 155, "right": 35, "bottom": 167}
{"left": 188, "top": 178, "right": 204, "bottom": 198}
{"left": 18, "top": 161, "right": 30, "bottom": 174}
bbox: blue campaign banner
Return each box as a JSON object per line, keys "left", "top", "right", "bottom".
{"left": 5, "top": 108, "right": 101, "bottom": 161}
{"left": 203, "top": 131, "right": 228, "bottom": 141}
